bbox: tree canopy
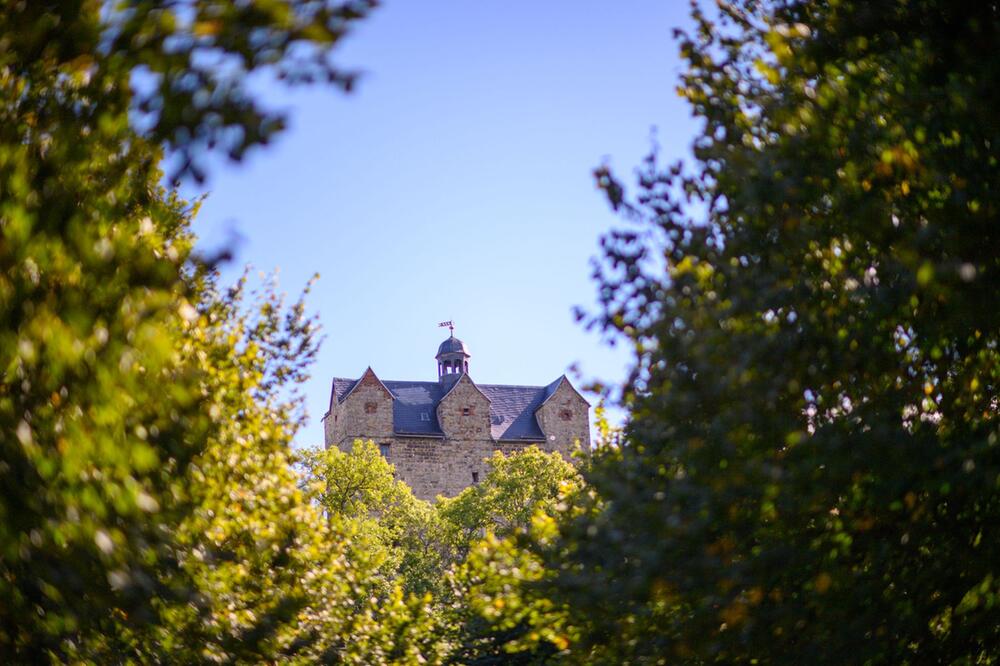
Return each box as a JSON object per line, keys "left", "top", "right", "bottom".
{"left": 550, "top": 1, "right": 1000, "bottom": 663}
{"left": 0, "top": 0, "right": 384, "bottom": 660}
{"left": 437, "top": 446, "right": 581, "bottom": 561}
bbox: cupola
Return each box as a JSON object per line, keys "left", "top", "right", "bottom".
{"left": 436, "top": 332, "right": 470, "bottom": 385}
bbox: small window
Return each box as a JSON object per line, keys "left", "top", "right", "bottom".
{"left": 559, "top": 409, "right": 573, "bottom": 421}
{"left": 420, "top": 412, "right": 430, "bottom": 422}
{"left": 365, "top": 402, "right": 377, "bottom": 414}
{"left": 462, "top": 407, "right": 471, "bottom": 416}
{"left": 472, "top": 471, "right": 479, "bottom": 483}
{"left": 379, "top": 443, "right": 390, "bottom": 458}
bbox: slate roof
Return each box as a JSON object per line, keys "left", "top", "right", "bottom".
{"left": 383, "top": 380, "right": 445, "bottom": 436}
{"left": 329, "top": 375, "right": 574, "bottom": 441}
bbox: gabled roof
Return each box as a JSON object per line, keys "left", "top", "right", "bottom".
{"left": 537, "top": 374, "right": 591, "bottom": 409}
{"left": 329, "top": 374, "right": 585, "bottom": 441}
{"left": 439, "top": 372, "right": 492, "bottom": 406}
{"left": 336, "top": 367, "right": 392, "bottom": 403}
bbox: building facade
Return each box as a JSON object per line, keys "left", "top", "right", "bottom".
{"left": 323, "top": 333, "right": 590, "bottom": 500}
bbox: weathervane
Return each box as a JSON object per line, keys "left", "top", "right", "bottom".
{"left": 438, "top": 320, "right": 454, "bottom": 336}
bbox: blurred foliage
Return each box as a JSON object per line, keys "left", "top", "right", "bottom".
{"left": 549, "top": 0, "right": 1000, "bottom": 663}
{"left": 0, "top": 128, "right": 200, "bottom": 658}
{"left": 0, "top": 0, "right": 407, "bottom": 662}
{"left": 0, "top": 0, "right": 376, "bottom": 181}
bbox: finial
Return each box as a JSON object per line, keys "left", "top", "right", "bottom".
{"left": 438, "top": 320, "right": 454, "bottom": 336}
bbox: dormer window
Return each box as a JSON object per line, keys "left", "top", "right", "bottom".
{"left": 420, "top": 412, "right": 430, "bottom": 422}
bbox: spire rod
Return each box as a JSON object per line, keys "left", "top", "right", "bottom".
{"left": 438, "top": 319, "right": 454, "bottom": 336}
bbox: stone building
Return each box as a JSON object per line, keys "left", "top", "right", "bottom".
{"left": 323, "top": 333, "right": 590, "bottom": 501}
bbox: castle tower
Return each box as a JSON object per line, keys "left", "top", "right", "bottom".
{"left": 324, "top": 326, "right": 591, "bottom": 500}
{"left": 436, "top": 333, "right": 470, "bottom": 387}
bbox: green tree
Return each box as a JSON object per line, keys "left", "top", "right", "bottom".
{"left": 550, "top": 1, "right": 1000, "bottom": 663}
{"left": 298, "top": 440, "right": 447, "bottom": 597}
{"left": 0, "top": 0, "right": 379, "bottom": 660}
{"left": 437, "top": 446, "right": 582, "bottom": 563}
{"left": 149, "top": 271, "right": 359, "bottom": 663}
{"left": 434, "top": 447, "right": 583, "bottom": 664}
{"left": 299, "top": 440, "right": 414, "bottom": 519}
{"left": 444, "top": 524, "right": 575, "bottom": 666}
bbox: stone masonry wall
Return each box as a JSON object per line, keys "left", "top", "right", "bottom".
{"left": 535, "top": 379, "right": 591, "bottom": 458}
{"left": 437, "top": 374, "right": 492, "bottom": 441}
{"left": 332, "top": 434, "right": 545, "bottom": 502}
{"left": 333, "top": 369, "right": 394, "bottom": 448}
{"left": 322, "top": 391, "right": 343, "bottom": 446}
{"left": 388, "top": 436, "right": 492, "bottom": 500}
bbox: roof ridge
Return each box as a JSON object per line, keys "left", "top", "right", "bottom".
{"left": 337, "top": 378, "right": 553, "bottom": 390}
{"left": 381, "top": 379, "right": 440, "bottom": 386}
{"left": 478, "top": 382, "right": 547, "bottom": 390}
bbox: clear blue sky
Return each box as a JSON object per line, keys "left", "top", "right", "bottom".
{"left": 188, "top": 1, "right": 699, "bottom": 446}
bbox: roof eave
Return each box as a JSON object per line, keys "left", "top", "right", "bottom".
{"left": 393, "top": 431, "right": 445, "bottom": 439}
